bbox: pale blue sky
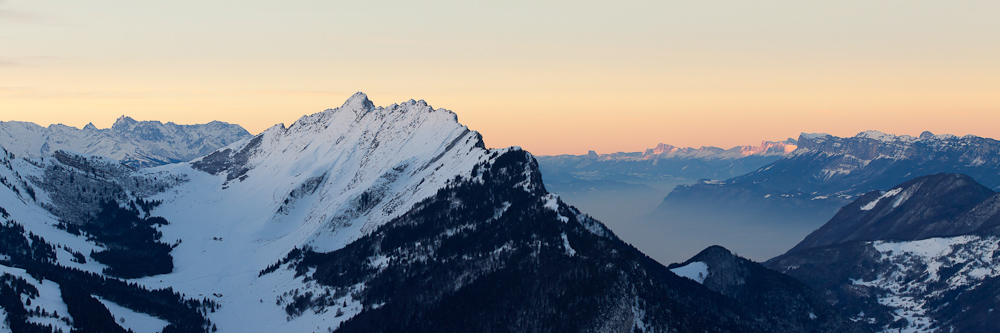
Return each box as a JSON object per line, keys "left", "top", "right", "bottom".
{"left": 3, "top": 0, "right": 998, "bottom": 154}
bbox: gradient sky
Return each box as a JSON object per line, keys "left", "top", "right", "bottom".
{"left": 2, "top": 1, "right": 998, "bottom": 155}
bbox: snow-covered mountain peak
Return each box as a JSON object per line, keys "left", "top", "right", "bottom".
{"left": 180, "top": 92, "right": 497, "bottom": 255}
{"left": 799, "top": 132, "right": 832, "bottom": 140}
{"left": 630, "top": 140, "right": 794, "bottom": 160}
{"left": 855, "top": 130, "right": 960, "bottom": 143}
{"left": 340, "top": 91, "right": 376, "bottom": 115}
{"left": 854, "top": 130, "right": 918, "bottom": 142}
{"left": 112, "top": 115, "right": 139, "bottom": 131}
{"left": 800, "top": 130, "right": 967, "bottom": 149}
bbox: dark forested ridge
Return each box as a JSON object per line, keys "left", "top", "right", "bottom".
{"left": 767, "top": 173, "right": 1000, "bottom": 332}
{"left": 262, "top": 150, "right": 864, "bottom": 332}
{"left": 81, "top": 199, "right": 174, "bottom": 279}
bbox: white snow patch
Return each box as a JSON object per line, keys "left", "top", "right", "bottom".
{"left": 891, "top": 187, "right": 914, "bottom": 208}
{"left": 0, "top": 265, "right": 72, "bottom": 333}
{"left": 96, "top": 297, "right": 170, "bottom": 333}
{"left": 561, "top": 233, "right": 576, "bottom": 257}
{"left": 369, "top": 254, "right": 392, "bottom": 270}
{"left": 670, "top": 262, "right": 709, "bottom": 284}
{"left": 631, "top": 297, "right": 648, "bottom": 333}
{"left": 543, "top": 193, "right": 560, "bottom": 211}
{"left": 872, "top": 236, "right": 969, "bottom": 259}
{"left": 820, "top": 167, "right": 855, "bottom": 180}
{"left": 542, "top": 194, "right": 569, "bottom": 222}
{"left": 0, "top": 307, "right": 8, "bottom": 333}
{"left": 850, "top": 235, "right": 1000, "bottom": 332}
{"left": 861, "top": 188, "right": 902, "bottom": 211}
{"left": 25, "top": 279, "right": 71, "bottom": 333}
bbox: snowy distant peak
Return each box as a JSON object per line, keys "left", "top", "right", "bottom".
{"left": 854, "top": 130, "right": 959, "bottom": 143}
{"left": 733, "top": 140, "right": 798, "bottom": 156}
{"left": 0, "top": 117, "right": 251, "bottom": 168}
{"left": 799, "top": 132, "right": 831, "bottom": 140}
{"left": 112, "top": 115, "right": 139, "bottom": 131}
{"left": 794, "top": 130, "right": 1000, "bottom": 163}
{"left": 919, "top": 130, "right": 959, "bottom": 140}
{"left": 341, "top": 91, "right": 375, "bottom": 113}
{"left": 855, "top": 130, "right": 907, "bottom": 142}
{"left": 644, "top": 143, "right": 678, "bottom": 156}
{"left": 799, "top": 130, "right": 970, "bottom": 147}
{"left": 634, "top": 140, "right": 796, "bottom": 160}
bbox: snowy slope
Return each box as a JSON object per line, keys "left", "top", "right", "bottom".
{"left": 0, "top": 117, "right": 250, "bottom": 168}
{"left": 128, "top": 93, "right": 501, "bottom": 331}
{"left": 0, "top": 93, "right": 499, "bottom": 332}
{"left": 773, "top": 235, "right": 1000, "bottom": 333}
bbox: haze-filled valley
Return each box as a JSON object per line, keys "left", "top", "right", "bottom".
{"left": 539, "top": 131, "right": 1000, "bottom": 265}
{"left": 3, "top": 94, "right": 1000, "bottom": 332}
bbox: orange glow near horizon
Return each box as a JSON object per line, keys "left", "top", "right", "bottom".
{"left": 2, "top": 1, "right": 998, "bottom": 156}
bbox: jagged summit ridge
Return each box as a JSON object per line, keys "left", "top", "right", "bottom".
{"left": 186, "top": 92, "right": 490, "bottom": 245}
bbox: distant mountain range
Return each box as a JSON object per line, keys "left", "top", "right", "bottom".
{"left": 0, "top": 116, "right": 251, "bottom": 168}
{"left": 535, "top": 139, "right": 798, "bottom": 227}
{"left": 648, "top": 130, "right": 1000, "bottom": 261}
{"left": 538, "top": 139, "right": 797, "bottom": 183}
